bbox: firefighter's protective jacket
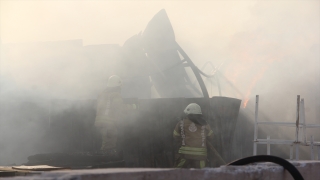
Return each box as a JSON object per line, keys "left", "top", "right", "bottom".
{"left": 173, "top": 118, "right": 214, "bottom": 160}
{"left": 94, "top": 90, "right": 123, "bottom": 150}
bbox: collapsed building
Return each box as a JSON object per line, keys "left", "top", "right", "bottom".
{"left": 20, "top": 9, "right": 241, "bottom": 168}
{"left": 0, "top": 9, "right": 242, "bottom": 168}
{"left": 3, "top": 9, "right": 318, "bottom": 180}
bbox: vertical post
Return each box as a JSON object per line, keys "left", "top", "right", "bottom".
{"left": 310, "top": 135, "right": 314, "bottom": 160}
{"left": 298, "top": 126, "right": 302, "bottom": 142}
{"left": 295, "top": 95, "right": 300, "bottom": 161}
{"left": 300, "top": 99, "right": 307, "bottom": 144}
{"left": 253, "top": 95, "right": 259, "bottom": 155}
{"left": 295, "top": 144, "right": 299, "bottom": 160}
{"left": 267, "top": 135, "right": 270, "bottom": 155}
{"left": 290, "top": 145, "right": 293, "bottom": 160}
{"left": 295, "top": 95, "right": 300, "bottom": 143}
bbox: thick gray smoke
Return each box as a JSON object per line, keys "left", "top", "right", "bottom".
{"left": 0, "top": 40, "right": 120, "bottom": 165}
{"left": 219, "top": 1, "right": 320, "bottom": 159}
{"left": 0, "top": 1, "right": 319, "bottom": 165}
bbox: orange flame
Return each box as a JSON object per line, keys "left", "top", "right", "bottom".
{"left": 242, "top": 98, "right": 249, "bottom": 108}
{"left": 242, "top": 66, "right": 269, "bottom": 108}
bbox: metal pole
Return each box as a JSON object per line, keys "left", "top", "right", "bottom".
{"left": 253, "top": 95, "right": 259, "bottom": 155}
{"left": 295, "top": 95, "right": 300, "bottom": 160}
{"left": 295, "top": 95, "right": 300, "bottom": 142}
{"left": 300, "top": 99, "right": 307, "bottom": 144}
{"left": 207, "top": 141, "right": 226, "bottom": 165}
{"left": 310, "top": 135, "right": 314, "bottom": 160}
{"left": 267, "top": 135, "right": 270, "bottom": 155}
{"left": 295, "top": 144, "right": 299, "bottom": 161}
{"left": 290, "top": 145, "right": 293, "bottom": 160}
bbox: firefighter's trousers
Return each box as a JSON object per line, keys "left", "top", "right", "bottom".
{"left": 175, "top": 156, "right": 206, "bottom": 168}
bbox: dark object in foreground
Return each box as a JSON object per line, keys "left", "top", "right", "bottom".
{"left": 227, "top": 155, "right": 304, "bottom": 180}
{"left": 0, "top": 171, "right": 15, "bottom": 177}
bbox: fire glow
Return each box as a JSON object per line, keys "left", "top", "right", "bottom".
{"left": 242, "top": 98, "right": 249, "bottom": 108}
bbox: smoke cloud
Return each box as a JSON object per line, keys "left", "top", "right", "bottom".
{"left": 0, "top": 1, "right": 319, "bottom": 165}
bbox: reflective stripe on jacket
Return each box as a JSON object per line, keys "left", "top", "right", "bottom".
{"left": 173, "top": 118, "right": 214, "bottom": 160}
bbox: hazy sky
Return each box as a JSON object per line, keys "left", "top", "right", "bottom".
{"left": 1, "top": 0, "right": 258, "bottom": 68}
{"left": 1, "top": 1, "right": 254, "bottom": 45}
{"left": 1, "top": 0, "right": 319, "bottom": 103}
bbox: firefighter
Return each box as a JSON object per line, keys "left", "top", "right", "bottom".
{"left": 94, "top": 75, "right": 124, "bottom": 155}
{"left": 173, "top": 103, "right": 214, "bottom": 168}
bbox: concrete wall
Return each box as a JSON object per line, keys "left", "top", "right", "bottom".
{"left": 4, "top": 161, "right": 320, "bottom": 180}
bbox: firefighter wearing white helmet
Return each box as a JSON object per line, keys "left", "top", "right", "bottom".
{"left": 94, "top": 75, "right": 124, "bottom": 154}
{"left": 184, "top": 103, "right": 202, "bottom": 115}
{"left": 107, "top": 75, "right": 122, "bottom": 87}
{"left": 173, "top": 103, "right": 214, "bottom": 168}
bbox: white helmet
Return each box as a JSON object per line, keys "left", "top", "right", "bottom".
{"left": 107, "top": 75, "right": 122, "bottom": 87}
{"left": 184, "top": 103, "right": 202, "bottom": 115}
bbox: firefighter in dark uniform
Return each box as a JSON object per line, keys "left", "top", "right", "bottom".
{"left": 173, "top": 103, "right": 214, "bottom": 168}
